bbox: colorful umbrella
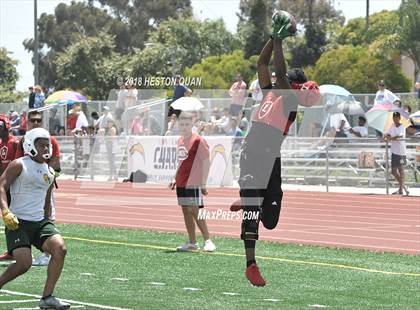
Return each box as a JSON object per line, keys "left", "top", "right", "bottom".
{"left": 366, "top": 103, "right": 410, "bottom": 133}
{"left": 44, "top": 90, "right": 87, "bottom": 105}
{"left": 320, "top": 85, "right": 363, "bottom": 115}
{"left": 410, "top": 110, "right": 420, "bottom": 125}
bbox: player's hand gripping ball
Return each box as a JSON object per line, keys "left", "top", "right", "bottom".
{"left": 2, "top": 208, "right": 19, "bottom": 230}
{"left": 272, "top": 10, "right": 297, "bottom": 39}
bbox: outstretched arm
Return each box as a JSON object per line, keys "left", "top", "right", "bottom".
{"left": 272, "top": 38, "right": 290, "bottom": 90}
{"left": 257, "top": 39, "right": 273, "bottom": 89}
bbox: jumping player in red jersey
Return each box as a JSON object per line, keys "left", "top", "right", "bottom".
{"left": 231, "top": 11, "right": 320, "bottom": 286}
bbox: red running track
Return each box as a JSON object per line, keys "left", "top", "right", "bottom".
{"left": 55, "top": 180, "right": 420, "bottom": 255}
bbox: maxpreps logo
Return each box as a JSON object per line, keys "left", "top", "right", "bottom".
{"left": 129, "top": 143, "right": 146, "bottom": 163}
{"left": 210, "top": 144, "right": 227, "bottom": 166}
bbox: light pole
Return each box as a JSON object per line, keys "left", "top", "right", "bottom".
{"left": 34, "top": 0, "right": 39, "bottom": 85}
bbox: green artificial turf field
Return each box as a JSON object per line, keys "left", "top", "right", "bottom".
{"left": 0, "top": 224, "right": 418, "bottom": 309}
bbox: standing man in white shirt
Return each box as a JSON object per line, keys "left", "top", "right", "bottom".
{"left": 374, "top": 80, "right": 399, "bottom": 105}
{"left": 384, "top": 112, "right": 408, "bottom": 195}
{"left": 249, "top": 76, "right": 263, "bottom": 104}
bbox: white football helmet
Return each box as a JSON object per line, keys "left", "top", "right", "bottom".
{"left": 23, "top": 128, "right": 52, "bottom": 159}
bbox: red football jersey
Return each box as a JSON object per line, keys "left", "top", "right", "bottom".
{"left": 251, "top": 91, "right": 296, "bottom": 135}
{"left": 0, "top": 135, "right": 20, "bottom": 172}
{"left": 175, "top": 133, "right": 209, "bottom": 187}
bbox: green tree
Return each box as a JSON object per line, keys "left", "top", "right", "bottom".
{"left": 24, "top": 0, "right": 192, "bottom": 89}
{"left": 96, "top": 0, "right": 192, "bottom": 48}
{"left": 130, "top": 18, "right": 238, "bottom": 79}
{"left": 307, "top": 45, "right": 411, "bottom": 93}
{"left": 184, "top": 50, "right": 257, "bottom": 89}
{"left": 336, "top": 11, "right": 399, "bottom": 46}
{"left": 397, "top": 0, "right": 420, "bottom": 81}
{"left": 0, "top": 48, "right": 19, "bottom": 103}
{"left": 237, "top": 0, "right": 274, "bottom": 58}
{"left": 335, "top": 4, "right": 419, "bottom": 82}
{"left": 55, "top": 33, "right": 129, "bottom": 99}
{"left": 237, "top": 0, "right": 344, "bottom": 67}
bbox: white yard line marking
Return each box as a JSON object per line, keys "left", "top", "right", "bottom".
{"left": 1, "top": 290, "right": 131, "bottom": 310}
{"left": 183, "top": 287, "right": 202, "bottom": 291}
{"left": 80, "top": 272, "right": 95, "bottom": 276}
{"left": 111, "top": 278, "right": 129, "bottom": 281}
{"left": 222, "top": 292, "right": 240, "bottom": 296}
{"left": 148, "top": 282, "right": 165, "bottom": 286}
{"left": 0, "top": 300, "right": 39, "bottom": 304}
{"left": 263, "top": 298, "right": 280, "bottom": 302}
{"left": 14, "top": 307, "right": 85, "bottom": 310}
{"left": 309, "top": 304, "right": 329, "bottom": 308}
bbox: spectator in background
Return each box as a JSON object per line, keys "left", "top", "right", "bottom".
{"left": 48, "top": 108, "right": 60, "bottom": 135}
{"left": 168, "top": 75, "right": 192, "bottom": 118}
{"left": 229, "top": 73, "right": 247, "bottom": 117}
{"left": 226, "top": 118, "right": 243, "bottom": 138}
{"left": 9, "top": 112, "right": 20, "bottom": 136}
{"left": 66, "top": 109, "right": 78, "bottom": 134}
{"left": 105, "top": 118, "right": 118, "bottom": 181}
{"left": 95, "top": 106, "right": 113, "bottom": 131}
{"left": 394, "top": 100, "right": 402, "bottom": 108}
{"left": 271, "top": 72, "right": 277, "bottom": 86}
{"left": 90, "top": 111, "right": 99, "bottom": 127}
{"left": 329, "top": 112, "right": 350, "bottom": 138}
{"left": 239, "top": 111, "right": 249, "bottom": 134}
{"left": 28, "top": 86, "right": 35, "bottom": 109}
{"left": 18, "top": 111, "right": 27, "bottom": 135}
{"left": 210, "top": 107, "right": 221, "bottom": 123}
{"left": 249, "top": 75, "right": 263, "bottom": 104}
{"left": 403, "top": 105, "right": 412, "bottom": 114}
{"left": 33, "top": 85, "right": 45, "bottom": 108}
{"left": 74, "top": 105, "right": 88, "bottom": 133}
{"left": 374, "top": 80, "right": 399, "bottom": 105}
{"left": 165, "top": 113, "right": 179, "bottom": 136}
{"left": 384, "top": 112, "right": 408, "bottom": 196}
{"left": 130, "top": 112, "right": 144, "bottom": 135}
{"left": 348, "top": 116, "right": 368, "bottom": 139}
{"left": 216, "top": 108, "right": 231, "bottom": 133}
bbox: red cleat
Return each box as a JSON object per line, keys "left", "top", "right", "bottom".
{"left": 230, "top": 199, "right": 243, "bottom": 212}
{"left": 245, "top": 263, "right": 266, "bottom": 287}
{"left": 0, "top": 251, "right": 12, "bottom": 260}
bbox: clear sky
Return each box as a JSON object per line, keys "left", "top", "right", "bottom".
{"left": 0, "top": 0, "right": 402, "bottom": 91}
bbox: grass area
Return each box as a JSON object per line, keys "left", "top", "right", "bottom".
{"left": 0, "top": 224, "right": 419, "bottom": 309}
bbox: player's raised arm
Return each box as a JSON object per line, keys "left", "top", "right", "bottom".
{"left": 257, "top": 39, "right": 273, "bottom": 89}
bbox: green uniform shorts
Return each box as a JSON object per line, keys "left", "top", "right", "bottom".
{"left": 5, "top": 219, "right": 60, "bottom": 255}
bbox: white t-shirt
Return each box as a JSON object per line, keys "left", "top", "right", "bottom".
{"left": 10, "top": 157, "right": 55, "bottom": 221}
{"left": 75, "top": 112, "right": 88, "bottom": 129}
{"left": 387, "top": 124, "right": 406, "bottom": 155}
{"left": 374, "top": 89, "right": 399, "bottom": 105}
{"left": 249, "top": 79, "right": 263, "bottom": 101}
{"left": 350, "top": 126, "right": 368, "bottom": 138}
{"left": 330, "top": 113, "right": 350, "bottom": 131}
